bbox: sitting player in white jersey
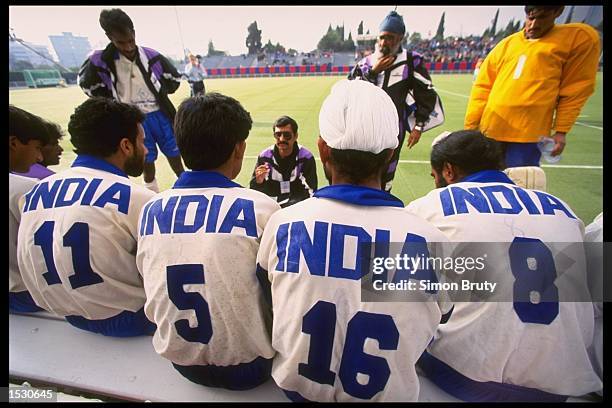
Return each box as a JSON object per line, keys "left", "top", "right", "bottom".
{"left": 136, "top": 93, "right": 281, "bottom": 390}
{"left": 17, "top": 97, "right": 156, "bottom": 337}
{"left": 256, "top": 79, "right": 452, "bottom": 402}
{"left": 405, "top": 130, "right": 602, "bottom": 401}
{"left": 584, "top": 212, "right": 603, "bottom": 395}
{"left": 9, "top": 105, "right": 50, "bottom": 313}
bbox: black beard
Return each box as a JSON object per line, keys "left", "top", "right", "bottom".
{"left": 436, "top": 178, "right": 449, "bottom": 188}
{"left": 124, "top": 152, "right": 144, "bottom": 177}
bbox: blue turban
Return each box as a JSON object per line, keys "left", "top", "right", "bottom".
{"left": 379, "top": 11, "right": 405, "bottom": 35}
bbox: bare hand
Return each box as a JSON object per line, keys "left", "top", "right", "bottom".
{"left": 406, "top": 129, "right": 422, "bottom": 149}
{"left": 372, "top": 55, "right": 396, "bottom": 75}
{"left": 255, "top": 164, "right": 270, "bottom": 184}
{"left": 550, "top": 132, "right": 566, "bottom": 156}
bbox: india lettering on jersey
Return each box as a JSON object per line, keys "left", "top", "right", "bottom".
{"left": 405, "top": 177, "right": 602, "bottom": 397}
{"left": 256, "top": 186, "right": 452, "bottom": 402}
{"left": 17, "top": 164, "right": 155, "bottom": 320}
{"left": 137, "top": 176, "right": 280, "bottom": 368}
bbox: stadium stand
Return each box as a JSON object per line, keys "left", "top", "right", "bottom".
{"left": 333, "top": 52, "right": 358, "bottom": 66}
{"left": 10, "top": 312, "right": 470, "bottom": 402}
{"left": 199, "top": 55, "right": 224, "bottom": 69}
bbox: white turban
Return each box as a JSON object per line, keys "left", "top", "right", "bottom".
{"left": 431, "top": 130, "right": 452, "bottom": 147}
{"left": 318, "top": 79, "right": 399, "bottom": 154}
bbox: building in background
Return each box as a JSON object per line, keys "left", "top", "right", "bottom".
{"left": 49, "top": 32, "right": 92, "bottom": 70}
{"left": 8, "top": 39, "right": 55, "bottom": 70}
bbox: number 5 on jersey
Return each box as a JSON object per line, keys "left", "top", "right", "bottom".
{"left": 166, "top": 264, "right": 213, "bottom": 344}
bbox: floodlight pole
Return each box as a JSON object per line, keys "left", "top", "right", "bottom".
{"left": 174, "top": 6, "right": 187, "bottom": 60}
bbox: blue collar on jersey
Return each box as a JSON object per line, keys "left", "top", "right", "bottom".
{"left": 313, "top": 184, "right": 404, "bottom": 207}
{"left": 71, "top": 154, "right": 128, "bottom": 178}
{"left": 173, "top": 170, "right": 242, "bottom": 189}
{"left": 460, "top": 170, "right": 515, "bottom": 184}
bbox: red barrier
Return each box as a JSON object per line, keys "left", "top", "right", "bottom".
{"left": 205, "top": 61, "right": 477, "bottom": 77}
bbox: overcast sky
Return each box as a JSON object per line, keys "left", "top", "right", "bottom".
{"left": 9, "top": 5, "right": 527, "bottom": 59}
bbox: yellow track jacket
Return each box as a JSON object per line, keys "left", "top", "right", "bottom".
{"left": 464, "top": 24, "right": 600, "bottom": 143}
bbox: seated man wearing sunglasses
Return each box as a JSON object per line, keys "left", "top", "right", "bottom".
{"left": 250, "top": 116, "right": 318, "bottom": 208}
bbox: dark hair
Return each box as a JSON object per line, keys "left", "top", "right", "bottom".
{"left": 430, "top": 130, "right": 504, "bottom": 175}
{"left": 9, "top": 105, "right": 50, "bottom": 145}
{"left": 524, "top": 6, "right": 563, "bottom": 14}
{"left": 329, "top": 148, "right": 391, "bottom": 184}
{"left": 99, "top": 8, "right": 134, "bottom": 35}
{"left": 174, "top": 93, "right": 252, "bottom": 170}
{"left": 44, "top": 121, "right": 64, "bottom": 143}
{"left": 68, "top": 97, "right": 145, "bottom": 158}
{"left": 273, "top": 115, "right": 298, "bottom": 134}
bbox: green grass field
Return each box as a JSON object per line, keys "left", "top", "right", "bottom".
{"left": 9, "top": 73, "right": 603, "bottom": 224}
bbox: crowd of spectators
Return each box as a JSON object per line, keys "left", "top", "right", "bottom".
{"left": 355, "top": 34, "right": 499, "bottom": 64}
{"left": 410, "top": 35, "right": 498, "bottom": 64}
{"left": 194, "top": 35, "right": 501, "bottom": 70}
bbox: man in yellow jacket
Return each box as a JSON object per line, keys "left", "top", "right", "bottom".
{"left": 464, "top": 5, "right": 600, "bottom": 168}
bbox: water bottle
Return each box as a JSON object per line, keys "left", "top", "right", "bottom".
{"left": 537, "top": 137, "right": 561, "bottom": 164}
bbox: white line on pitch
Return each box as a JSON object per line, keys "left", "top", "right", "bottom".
{"left": 435, "top": 88, "right": 469, "bottom": 99}
{"left": 575, "top": 121, "right": 603, "bottom": 130}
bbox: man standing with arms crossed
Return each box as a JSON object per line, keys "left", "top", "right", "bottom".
{"left": 465, "top": 5, "right": 600, "bottom": 169}
{"left": 349, "top": 10, "right": 442, "bottom": 192}
{"left": 79, "top": 8, "right": 184, "bottom": 192}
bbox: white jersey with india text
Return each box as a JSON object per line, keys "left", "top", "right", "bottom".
{"left": 405, "top": 170, "right": 601, "bottom": 396}
{"left": 137, "top": 171, "right": 280, "bottom": 367}
{"left": 17, "top": 155, "right": 154, "bottom": 319}
{"left": 256, "top": 185, "right": 452, "bottom": 402}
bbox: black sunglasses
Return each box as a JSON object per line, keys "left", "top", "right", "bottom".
{"left": 274, "top": 131, "right": 294, "bottom": 139}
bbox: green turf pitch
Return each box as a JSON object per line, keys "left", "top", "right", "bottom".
{"left": 9, "top": 73, "right": 603, "bottom": 224}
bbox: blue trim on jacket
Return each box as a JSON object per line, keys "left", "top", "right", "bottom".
{"left": 460, "top": 170, "right": 515, "bottom": 185}
{"left": 314, "top": 185, "right": 404, "bottom": 207}
{"left": 173, "top": 171, "right": 241, "bottom": 189}
{"left": 71, "top": 155, "right": 128, "bottom": 178}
